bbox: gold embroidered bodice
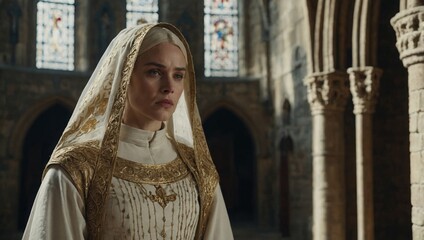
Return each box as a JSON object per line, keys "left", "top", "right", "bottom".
{"left": 103, "top": 156, "right": 199, "bottom": 240}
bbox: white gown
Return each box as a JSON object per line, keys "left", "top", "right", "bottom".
{"left": 22, "top": 124, "right": 233, "bottom": 240}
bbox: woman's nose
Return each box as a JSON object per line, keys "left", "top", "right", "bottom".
{"left": 161, "top": 75, "right": 175, "bottom": 94}
{"left": 161, "top": 87, "right": 174, "bottom": 94}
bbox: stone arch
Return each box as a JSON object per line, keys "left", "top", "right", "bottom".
{"left": 202, "top": 101, "right": 263, "bottom": 157}
{"left": 301, "top": 0, "right": 354, "bottom": 73}
{"left": 202, "top": 102, "right": 259, "bottom": 222}
{"left": 9, "top": 96, "right": 74, "bottom": 160}
{"left": 351, "top": 0, "right": 381, "bottom": 67}
{"left": 300, "top": 0, "right": 317, "bottom": 73}
{"left": 14, "top": 97, "right": 73, "bottom": 230}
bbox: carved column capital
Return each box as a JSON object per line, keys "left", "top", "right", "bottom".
{"left": 348, "top": 66, "right": 382, "bottom": 114}
{"left": 304, "top": 71, "right": 350, "bottom": 114}
{"left": 391, "top": 6, "right": 424, "bottom": 67}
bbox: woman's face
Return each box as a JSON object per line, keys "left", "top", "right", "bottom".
{"left": 123, "top": 42, "right": 186, "bottom": 131}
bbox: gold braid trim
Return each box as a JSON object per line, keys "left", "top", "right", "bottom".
{"left": 113, "top": 157, "right": 190, "bottom": 184}
{"left": 87, "top": 24, "right": 154, "bottom": 240}
{"left": 175, "top": 142, "right": 219, "bottom": 240}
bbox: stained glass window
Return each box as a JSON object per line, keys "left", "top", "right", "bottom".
{"left": 126, "top": 0, "right": 159, "bottom": 27}
{"left": 204, "top": 0, "right": 238, "bottom": 77}
{"left": 36, "top": 0, "right": 75, "bottom": 71}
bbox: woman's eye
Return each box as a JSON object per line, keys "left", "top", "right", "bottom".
{"left": 147, "top": 69, "right": 161, "bottom": 77}
{"left": 174, "top": 73, "right": 185, "bottom": 80}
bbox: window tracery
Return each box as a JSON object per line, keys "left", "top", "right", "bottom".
{"left": 204, "top": 0, "right": 239, "bottom": 77}
{"left": 126, "top": 0, "right": 159, "bottom": 27}
{"left": 36, "top": 0, "right": 75, "bottom": 70}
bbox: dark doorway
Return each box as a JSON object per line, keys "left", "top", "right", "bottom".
{"left": 18, "top": 104, "right": 71, "bottom": 230}
{"left": 203, "top": 108, "right": 256, "bottom": 222}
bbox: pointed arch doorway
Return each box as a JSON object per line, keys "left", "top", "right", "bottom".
{"left": 203, "top": 108, "right": 256, "bottom": 223}
{"left": 18, "top": 104, "right": 72, "bottom": 230}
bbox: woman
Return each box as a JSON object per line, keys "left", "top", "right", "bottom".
{"left": 23, "top": 23, "right": 233, "bottom": 239}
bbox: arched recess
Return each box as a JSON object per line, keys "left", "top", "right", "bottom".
{"left": 202, "top": 107, "right": 257, "bottom": 223}
{"left": 9, "top": 97, "right": 73, "bottom": 230}
{"left": 202, "top": 101, "right": 263, "bottom": 157}
{"left": 9, "top": 96, "right": 74, "bottom": 160}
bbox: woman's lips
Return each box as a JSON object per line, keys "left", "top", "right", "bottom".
{"left": 157, "top": 99, "right": 174, "bottom": 108}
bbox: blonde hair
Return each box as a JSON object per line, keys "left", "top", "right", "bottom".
{"left": 138, "top": 26, "right": 188, "bottom": 62}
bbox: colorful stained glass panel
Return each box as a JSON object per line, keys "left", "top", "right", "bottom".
{"left": 204, "top": 0, "right": 238, "bottom": 77}
{"left": 36, "top": 0, "right": 75, "bottom": 70}
{"left": 126, "top": 0, "right": 159, "bottom": 27}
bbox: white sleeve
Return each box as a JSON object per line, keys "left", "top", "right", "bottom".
{"left": 22, "top": 167, "right": 87, "bottom": 240}
{"left": 203, "top": 184, "right": 234, "bottom": 240}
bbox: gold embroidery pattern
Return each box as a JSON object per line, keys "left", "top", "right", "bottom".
{"left": 79, "top": 118, "right": 98, "bottom": 135}
{"left": 106, "top": 177, "right": 199, "bottom": 239}
{"left": 43, "top": 141, "right": 99, "bottom": 200}
{"left": 147, "top": 185, "right": 177, "bottom": 208}
{"left": 114, "top": 157, "right": 190, "bottom": 184}
{"left": 60, "top": 71, "right": 115, "bottom": 143}
{"left": 143, "top": 184, "right": 178, "bottom": 238}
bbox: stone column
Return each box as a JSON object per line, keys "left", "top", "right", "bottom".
{"left": 391, "top": 6, "right": 424, "bottom": 240}
{"left": 347, "top": 66, "right": 382, "bottom": 240}
{"left": 75, "top": 0, "right": 89, "bottom": 71}
{"left": 304, "top": 71, "right": 350, "bottom": 240}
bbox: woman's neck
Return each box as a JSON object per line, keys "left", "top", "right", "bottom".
{"left": 122, "top": 119, "right": 163, "bottom": 132}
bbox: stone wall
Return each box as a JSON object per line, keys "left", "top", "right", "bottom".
{"left": 0, "top": 66, "right": 89, "bottom": 237}
{"left": 268, "top": 0, "right": 313, "bottom": 238}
